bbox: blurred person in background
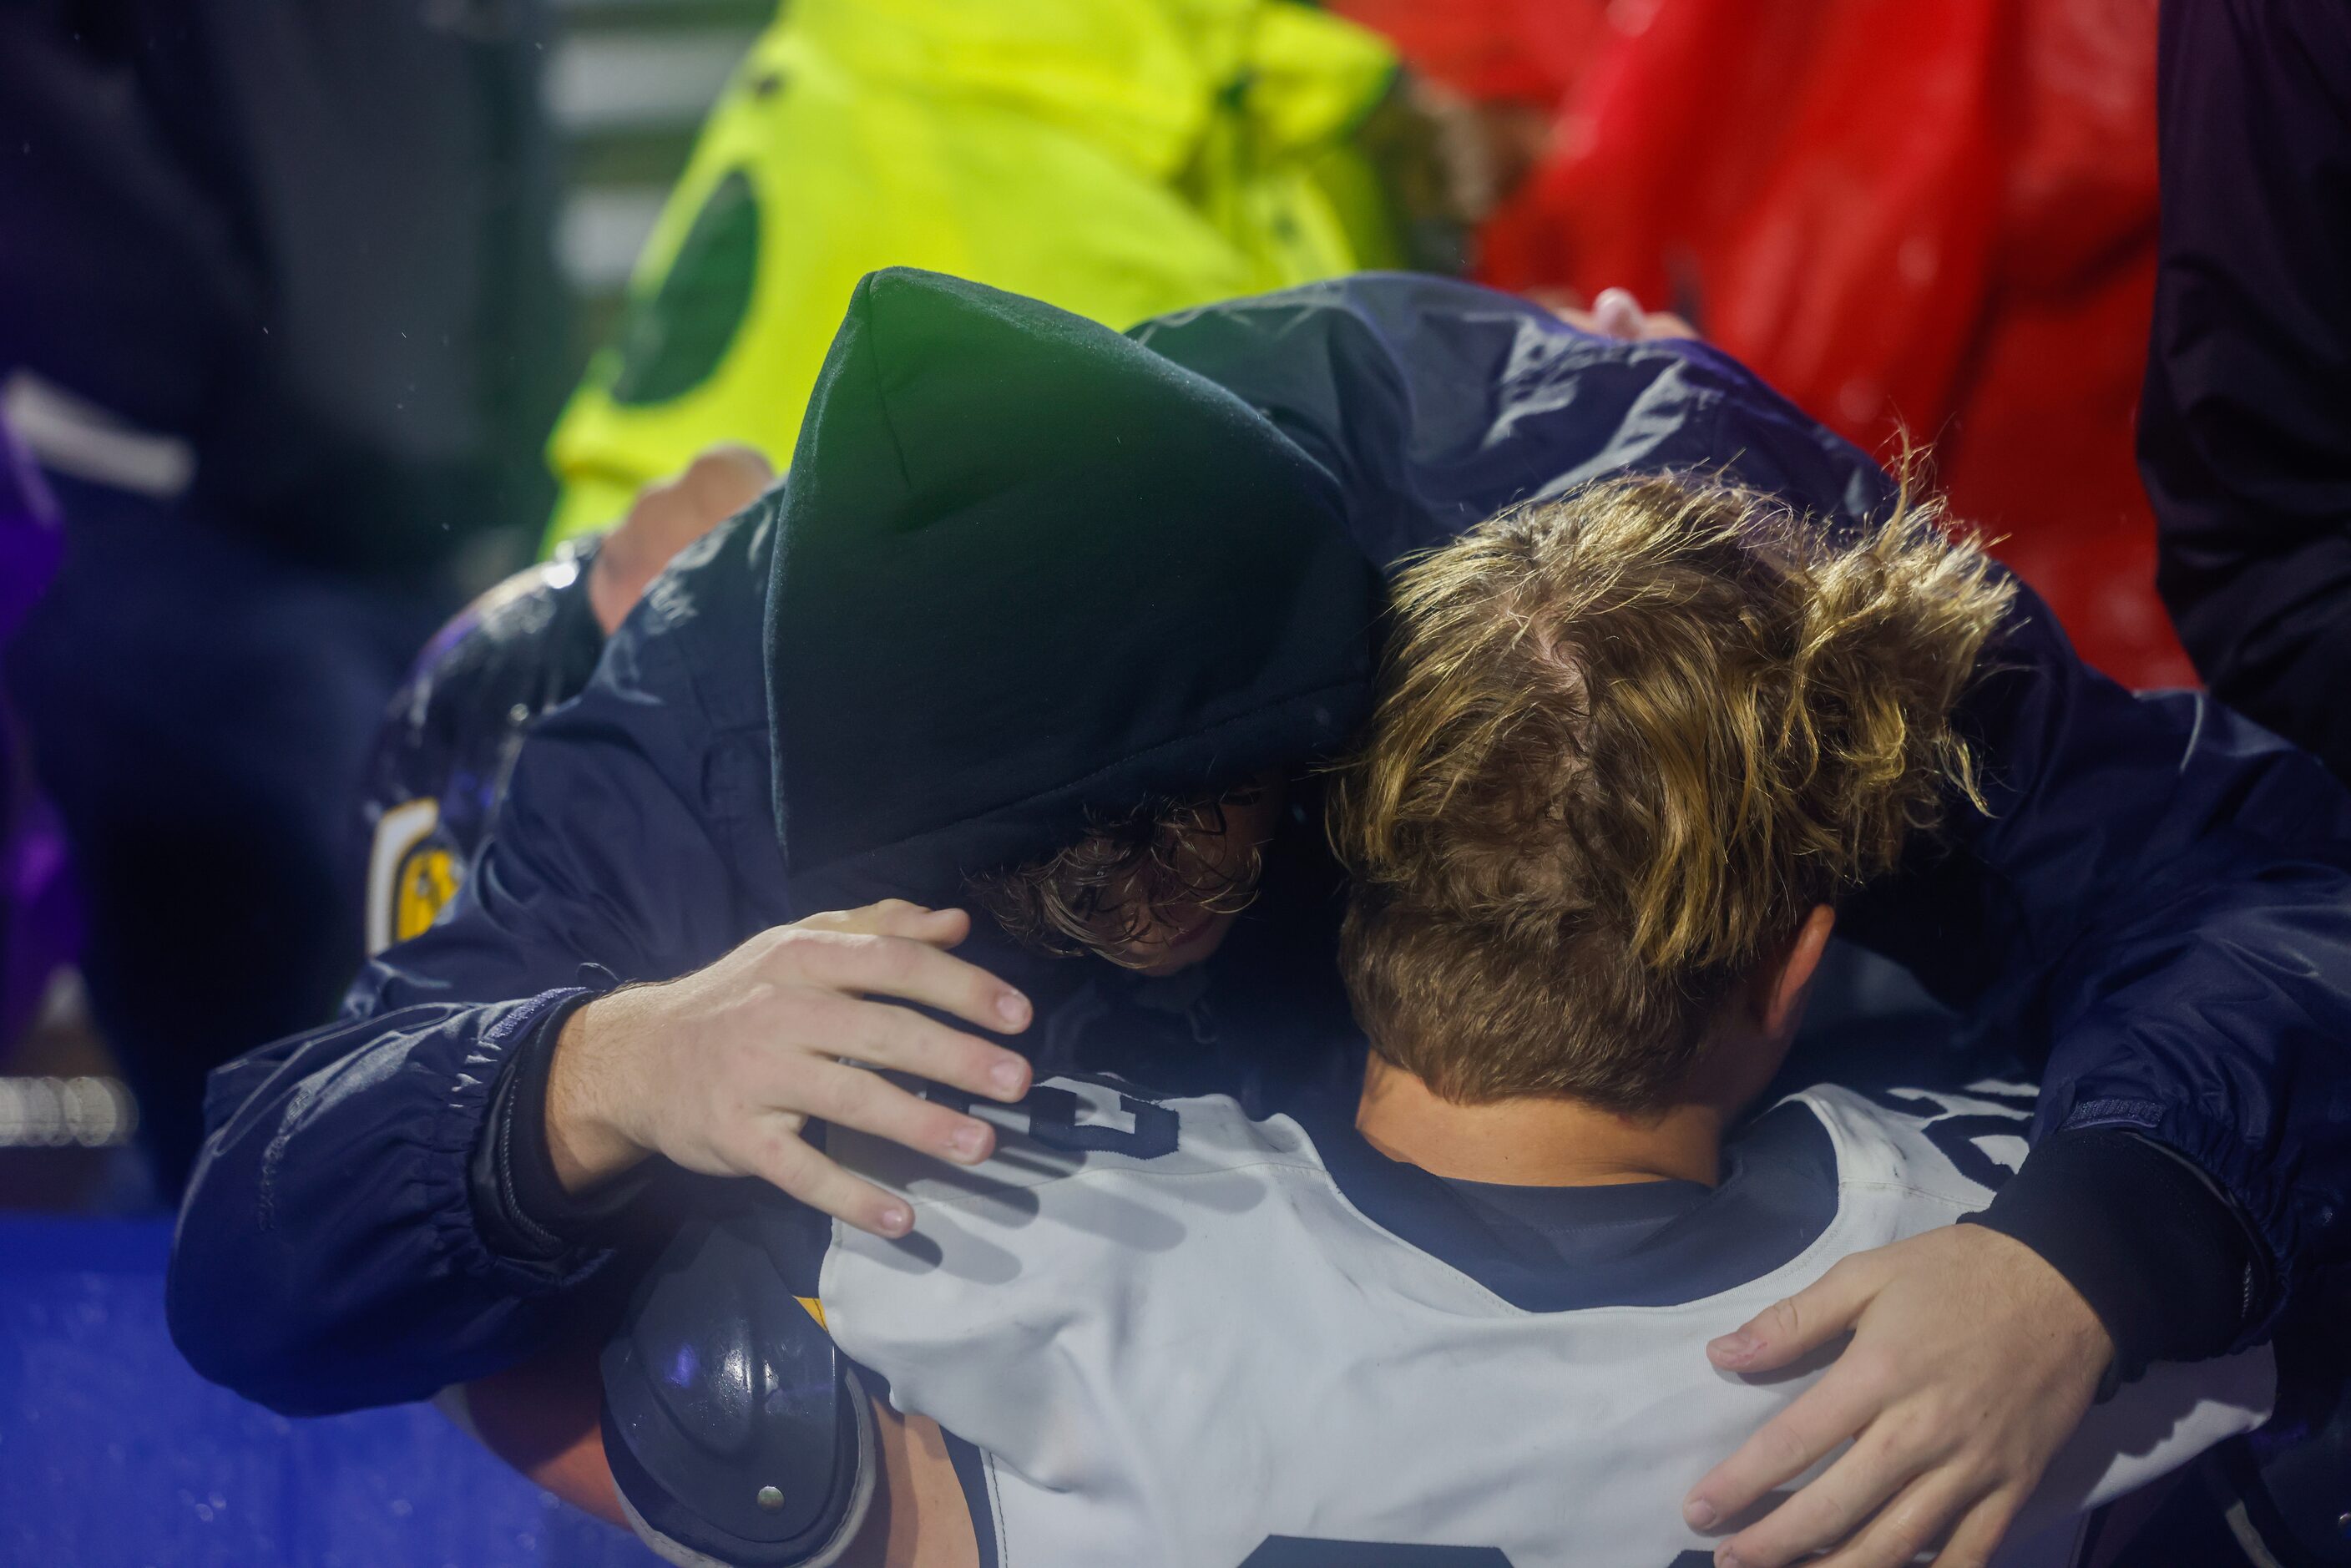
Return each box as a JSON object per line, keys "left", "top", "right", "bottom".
{"left": 0, "top": 1, "right": 569, "bottom": 1196}
{"left": 1337, "top": 0, "right": 2189, "bottom": 690}
{"left": 542, "top": 0, "right": 1502, "bottom": 545}
{"left": 2141, "top": 0, "right": 2351, "bottom": 787}
{"left": 2126, "top": 17, "right": 2351, "bottom": 1557}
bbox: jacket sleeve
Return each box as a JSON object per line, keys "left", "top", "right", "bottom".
{"left": 2141, "top": 0, "right": 2351, "bottom": 783}
{"left": 1849, "top": 596, "right": 2351, "bottom": 1359}
{"left": 168, "top": 619, "right": 758, "bottom": 1416}
{"left": 1143, "top": 274, "right": 2351, "bottom": 1355}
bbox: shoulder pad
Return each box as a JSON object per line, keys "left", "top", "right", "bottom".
{"left": 603, "top": 1191, "right": 872, "bottom": 1567}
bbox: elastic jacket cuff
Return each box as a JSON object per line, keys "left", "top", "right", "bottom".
{"left": 1965, "top": 1129, "right": 2263, "bottom": 1393}
{"left": 469, "top": 989, "right": 654, "bottom": 1262}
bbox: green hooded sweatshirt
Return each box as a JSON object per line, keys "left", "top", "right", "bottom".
{"left": 544, "top": 0, "right": 1398, "bottom": 544}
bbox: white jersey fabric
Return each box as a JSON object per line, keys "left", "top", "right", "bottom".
{"left": 821, "top": 1070, "right": 2273, "bottom": 1568}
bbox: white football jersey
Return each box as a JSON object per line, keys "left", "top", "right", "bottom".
{"left": 821, "top": 1070, "right": 2273, "bottom": 1568}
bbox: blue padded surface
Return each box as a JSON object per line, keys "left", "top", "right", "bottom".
{"left": 0, "top": 1217, "right": 660, "bottom": 1567}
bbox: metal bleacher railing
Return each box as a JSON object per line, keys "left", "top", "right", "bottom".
{"left": 549, "top": 0, "right": 771, "bottom": 352}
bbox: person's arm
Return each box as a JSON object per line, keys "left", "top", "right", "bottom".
{"left": 1675, "top": 625, "right": 2348, "bottom": 1568}
{"left": 450, "top": 1335, "right": 978, "bottom": 1568}
{"left": 168, "top": 625, "right": 759, "bottom": 1414}
{"left": 171, "top": 552, "right": 1034, "bottom": 1415}
{"left": 1834, "top": 611, "right": 2351, "bottom": 1360}
{"left": 2141, "top": 0, "right": 2351, "bottom": 782}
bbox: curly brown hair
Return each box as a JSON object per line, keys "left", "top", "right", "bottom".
{"left": 968, "top": 787, "right": 1270, "bottom": 965}
{"left": 1330, "top": 472, "right": 2013, "bottom": 1113}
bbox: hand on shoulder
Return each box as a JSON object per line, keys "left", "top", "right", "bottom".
{"left": 544, "top": 900, "right": 1034, "bottom": 1237}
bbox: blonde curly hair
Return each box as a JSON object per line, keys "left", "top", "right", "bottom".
{"left": 1331, "top": 472, "right": 2013, "bottom": 1112}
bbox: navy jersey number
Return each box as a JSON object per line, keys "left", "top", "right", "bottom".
{"left": 1021, "top": 1082, "right": 1180, "bottom": 1159}
{"left": 1853, "top": 1081, "right": 2035, "bottom": 1194}
{"left": 913, "top": 1074, "right": 1182, "bottom": 1161}
{"left": 1240, "top": 1540, "right": 1514, "bottom": 1566}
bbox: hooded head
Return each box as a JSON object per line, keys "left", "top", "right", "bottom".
{"left": 766, "top": 268, "right": 1381, "bottom": 922}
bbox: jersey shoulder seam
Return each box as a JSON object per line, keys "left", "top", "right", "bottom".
{"left": 1834, "top": 1178, "right": 1988, "bottom": 1211}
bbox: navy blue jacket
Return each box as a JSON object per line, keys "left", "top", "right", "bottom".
{"left": 174, "top": 276, "right": 2351, "bottom": 1415}
{"left": 2141, "top": 0, "right": 2351, "bottom": 783}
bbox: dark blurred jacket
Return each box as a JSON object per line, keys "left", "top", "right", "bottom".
{"left": 169, "top": 274, "right": 2351, "bottom": 1417}
{"left": 0, "top": 0, "right": 568, "bottom": 576}
{"left": 0, "top": 0, "right": 570, "bottom": 1193}
{"left": 2141, "top": 0, "right": 2351, "bottom": 783}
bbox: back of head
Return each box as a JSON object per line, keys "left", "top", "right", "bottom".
{"left": 1332, "top": 473, "right": 2012, "bottom": 1114}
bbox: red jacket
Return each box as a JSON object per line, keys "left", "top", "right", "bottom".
{"left": 1344, "top": 0, "right": 2187, "bottom": 687}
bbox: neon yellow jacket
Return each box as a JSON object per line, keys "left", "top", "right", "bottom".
{"left": 544, "top": 0, "right": 1398, "bottom": 543}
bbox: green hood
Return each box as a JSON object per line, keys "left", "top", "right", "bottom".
{"left": 765, "top": 268, "right": 1382, "bottom": 913}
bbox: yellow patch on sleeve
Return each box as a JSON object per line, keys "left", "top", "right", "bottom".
{"left": 365, "top": 798, "right": 441, "bottom": 955}
{"left": 393, "top": 845, "right": 460, "bottom": 944}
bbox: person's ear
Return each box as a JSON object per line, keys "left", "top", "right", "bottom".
{"left": 1757, "top": 905, "right": 1837, "bottom": 1040}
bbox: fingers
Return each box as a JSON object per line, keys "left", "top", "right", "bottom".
{"left": 1709, "top": 1256, "right": 1879, "bottom": 1373}
{"left": 794, "top": 899, "right": 972, "bottom": 948}
{"left": 1592, "top": 286, "right": 1647, "bottom": 339}
{"left": 1709, "top": 1414, "right": 1951, "bottom": 1567}
{"left": 1688, "top": 1228, "right": 2079, "bottom": 1568}
{"left": 1684, "top": 1363, "right": 1883, "bottom": 1534}
{"left": 741, "top": 1057, "right": 1026, "bottom": 1240}
{"left": 1552, "top": 286, "right": 1700, "bottom": 343}
{"left": 1927, "top": 1490, "right": 2020, "bottom": 1568}
{"left": 1525, "top": 286, "right": 1589, "bottom": 317}
{"left": 1798, "top": 1472, "right": 1990, "bottom": 1568}
{"left": 774, "top": 924, "right": 1033, "bottom": 1042}
{"left": 798, "top": 1059, "right": 999, "bottom": 1168}
{"left": 791, "top": 987, "right": 1030, "bottom": 1103}
{"left": 744, "top": 1129, "right": 914, "bottom": 1239}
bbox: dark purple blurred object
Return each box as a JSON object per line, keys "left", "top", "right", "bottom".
{"left": 0, "top": 421, "right": 75, "bottom": 1053}
{"left": 0, "top": 423, "right": 62, "bottom": 630}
